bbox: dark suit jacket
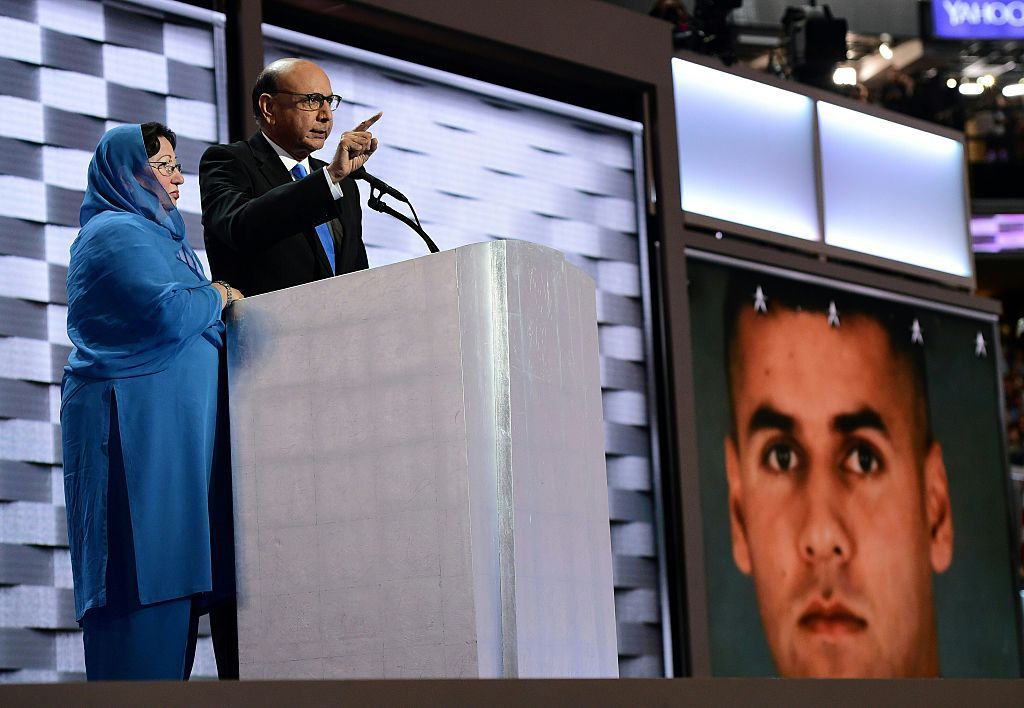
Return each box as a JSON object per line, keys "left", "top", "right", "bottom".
{"left": 199, "top": 132, "right": 368, "bottom": 297}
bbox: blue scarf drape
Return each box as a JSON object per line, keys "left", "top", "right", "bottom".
{"left": 62, "top": 125, "right": 229, "bottom": 621}
{"left": 65, "top": 124, "right": 219, "bottom": 381}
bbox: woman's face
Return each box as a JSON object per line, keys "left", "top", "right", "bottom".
{"left": 148, "top": 136, "right": 184, "bottom": 205}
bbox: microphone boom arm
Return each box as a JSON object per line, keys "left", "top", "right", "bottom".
{"left": 365, "top": 189, "right": 439, "bottom": 254}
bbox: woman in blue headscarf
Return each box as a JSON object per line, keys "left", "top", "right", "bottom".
{"left": 62, "top": 123, "right": 243, "bottom": 680}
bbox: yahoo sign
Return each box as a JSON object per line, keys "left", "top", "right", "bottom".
{"left": 933, "top": 1, "right": 1024, "bottom": 39}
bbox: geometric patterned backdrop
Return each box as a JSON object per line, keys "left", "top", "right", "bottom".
{"left": 266, "top": 28, "right": 666, "bottom": 677}
{"left": 0, "top": 0, "right": 224, "bottom": 681}
{"left": 0, "top": 0, "right": 665, "bottom": 680}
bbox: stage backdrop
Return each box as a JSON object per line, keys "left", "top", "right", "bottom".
{"left": 686, "top": 252, "right": 1021, "bottom": 677}
{"left": 0, "top": 0, "right": 226, "bottom": 680}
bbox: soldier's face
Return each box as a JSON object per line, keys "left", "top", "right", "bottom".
{"left": 725, "top": 309, "right": 953, "bottom": 677}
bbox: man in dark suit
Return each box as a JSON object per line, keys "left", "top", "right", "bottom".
{"left": 196, "top": 58, "right": 380, "bottom": 679}
{"left": 200, "top": 57, "right": 381, "bottom": 296}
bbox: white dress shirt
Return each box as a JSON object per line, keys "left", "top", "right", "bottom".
{"left": 261, "top": 132, "right": 344, "bottom": 200}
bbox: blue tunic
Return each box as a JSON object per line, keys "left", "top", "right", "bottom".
{"left": 62, "top": 125, "right": 228, "bottom": 621}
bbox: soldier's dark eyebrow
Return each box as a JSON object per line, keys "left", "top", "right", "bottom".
{"left": 746, "top": 405, "right": 794, "bottom": 437}
{"left": 832, "top": 407, "right": 889, "bottom": 437}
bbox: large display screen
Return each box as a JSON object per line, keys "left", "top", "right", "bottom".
{"left": 671, "top": 58, "right": 820, "bottom": 242}
{"left": 933, "top": 1, "right": 1024, "bottom": 41}
{"left": 672, "top": 57, "right": 973, "bottom": 285}
{"left": 817, "top": 102, "right": 972, "bottom": 279}
{"left": 686, "top": 252, "right": 1021, "bottom": 677}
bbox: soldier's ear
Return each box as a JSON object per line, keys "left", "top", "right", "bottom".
{"left": 924, "top": 441, "right": 953, "bottom": 573}
{"left": 725, "top": 435, "right": 752, "bottom": 576}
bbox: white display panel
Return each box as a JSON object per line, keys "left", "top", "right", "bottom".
{"left": 818, "top": 102, "right": 972, "bottom": 279}
{"left": 672, "top": 58, "right": 820, "bottom": 242}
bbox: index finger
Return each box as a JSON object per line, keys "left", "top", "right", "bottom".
{"left": 353, "top": 111, "right": 383, "bottom": 132}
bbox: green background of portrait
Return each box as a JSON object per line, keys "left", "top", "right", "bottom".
{"left": 686, "top": 256, "right": 1022, "bottom": 677}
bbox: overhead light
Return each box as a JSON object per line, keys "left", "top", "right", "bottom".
{"left": 946, "top": 78, "right": 957, "bottom": 89}
{"left": 832, "top": 66, "right": 857, "bottom": 85}
{"left": 879, "top": 42, "right": 893, "bottom": 60}
{"left": 959, "top": 82, "right": 984, "bottom": 96}
{"left": 978, "top": 74, "right": 996, "bottom": 87}
{"left": 1003, "top": 84, "right": 1024, "bottom": 97}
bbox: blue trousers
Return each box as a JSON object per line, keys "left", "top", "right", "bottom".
{"left": 80, "top": 396, "right": 200, "bottom": 681}
{"left": 82, "top": 596, "right": 198, "bottom": 680}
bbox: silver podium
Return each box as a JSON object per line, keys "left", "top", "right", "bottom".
{"left": 226, "top": 240, "right": 617, "bottom": 679}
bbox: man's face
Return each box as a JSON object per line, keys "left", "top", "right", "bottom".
{"left": 260, "top": 61, "right": 334, "bottom": 160}
{"left": 725, "top": 308, "right": 953, "bottom": 677}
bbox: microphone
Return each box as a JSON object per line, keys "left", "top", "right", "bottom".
{"left": 350, "top": 167, "right": 408, "bottom": 202}
{"left": 353, "top": 166, "right": 438, "bottom": 254}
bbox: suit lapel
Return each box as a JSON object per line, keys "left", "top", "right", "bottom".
{"left": 248, "top": 133, "right": 292, "bottom": 190}
{"left": 249, "top": 134, "right": 336, "bottom": 276}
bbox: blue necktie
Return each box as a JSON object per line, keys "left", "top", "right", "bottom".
{"left": 290, "top": 163, "right": 336, "bottom": 274}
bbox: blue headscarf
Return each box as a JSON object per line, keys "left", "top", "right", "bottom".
{"left": 80, "top": 124, "right": 187, "bottom": 241}
{"left": 65, "top": 125, "right": 221, "bottom": 382}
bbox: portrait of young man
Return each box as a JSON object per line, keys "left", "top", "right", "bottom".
{"left": 722, "top": 273, "right": 953, "bottom": 677}
{"left": 684, "top": 257, "right": 1022, "bottom": 678}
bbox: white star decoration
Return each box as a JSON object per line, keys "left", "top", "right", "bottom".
{"left": 911, "top": 319, "right": 924, "bottom": 345}
{"left": 753, "top": 286, "right": 767, "bottom": 314}
{"left": 827, "top": 301, "right": 840, "bottom": 328}
{"left": 975, "top": 332, "right": 987, "bottom": 357}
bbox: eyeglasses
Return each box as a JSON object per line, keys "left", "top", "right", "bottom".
{"left": 148, "top": 161, "right": 183, "bottom": 176}
{"left": 271, "top": 91, "right": 343, "bottom": 111}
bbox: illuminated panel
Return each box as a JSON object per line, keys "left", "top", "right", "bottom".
{"left": 933, "top": 1, "right": 1024, "bottom": 41}
{"left": 672, "top": 58, "right": 819, "bottom": 242}
{"left": 972, "top": 213, "right": 1024, "bottom": 253}
{"left": 818, "top": 102, "right": 971, "bottom": 278}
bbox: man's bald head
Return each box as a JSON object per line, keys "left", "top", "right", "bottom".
{"left": 251, "top": 58, "right": 336, "bottom": 160}
{"left": 252, "top": 58, "right": 323, "bottom": 126}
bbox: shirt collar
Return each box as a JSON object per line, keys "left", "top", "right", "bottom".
{"left": 262, "top": 132, "right": 312, "bottom": 176}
